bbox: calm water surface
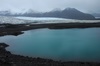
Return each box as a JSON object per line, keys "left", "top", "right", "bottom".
{"left": 0, "top": 28, "right": 100, "bottom": 62}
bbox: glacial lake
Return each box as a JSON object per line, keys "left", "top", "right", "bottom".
{"left": 0, "top": 28, "right": 100, "bottom": 62}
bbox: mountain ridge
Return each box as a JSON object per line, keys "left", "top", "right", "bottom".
{"left": 0, "top": 8, "right": 95, "bottom": 20}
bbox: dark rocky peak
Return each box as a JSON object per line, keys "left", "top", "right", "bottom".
{"left": 62, "top": 8, "right": 83, "bottom": 13}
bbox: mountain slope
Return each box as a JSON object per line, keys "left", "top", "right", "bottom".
{"left": 22, "top": 8, "right": 95, "bottom": 20}
{"left": 0, "top": 8, "right": 95, "bottom": 20}
{"left": 92, "top": 13, "right": 100, "bottom": 17}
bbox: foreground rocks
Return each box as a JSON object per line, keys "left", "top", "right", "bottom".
{"left": 0, "top": 43, "right": 100, "bottom": 66}
{"left": 0, "top": 31, "right": 24, "bottom": 36}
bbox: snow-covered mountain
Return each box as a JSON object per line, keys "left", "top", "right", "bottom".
{"left": 0, "top": 8, "right": 95, "bottom": 20}
{"left": 0, "top": 9, "right": 37, "bottom": 15}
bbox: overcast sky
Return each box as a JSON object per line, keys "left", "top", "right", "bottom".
{"left": 0, "top": 0, "right": 99, "bottom": 13}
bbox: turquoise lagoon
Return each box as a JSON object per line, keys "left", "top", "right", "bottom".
{"left": 0, "top": 28, "right": 100, "bottom": 62}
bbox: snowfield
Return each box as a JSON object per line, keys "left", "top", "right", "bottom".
{"left": 0, "top": 16, "right": 33, "bottom": 24}
{"left": 16, "top": 17, "right": 100, "bottom": 24}
{"left": 0, "top": 16, "right": 100, "bottom": 24}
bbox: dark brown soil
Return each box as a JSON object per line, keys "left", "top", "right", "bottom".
{"left": 0, "top": 22, "right": 100, "bottom": 36}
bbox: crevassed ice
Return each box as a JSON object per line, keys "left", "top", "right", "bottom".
{"left": 0, "top": 16, "right": 33, "bottom": 24}
{"left": 15, "top": 16, "right": 100, "bottom": 24}
{"left": 0, "top": 16, "right": 100, "bottom": 24}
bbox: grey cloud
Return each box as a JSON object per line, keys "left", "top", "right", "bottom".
{"left": 0, "top": 0, "right": 99, "bottom": 13}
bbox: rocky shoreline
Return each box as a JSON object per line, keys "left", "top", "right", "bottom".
{"left": 0, "top": 22, "right": 100, "bottom": 36}
{"left": 0, "top": 43, "right": 100, "bottom": 66}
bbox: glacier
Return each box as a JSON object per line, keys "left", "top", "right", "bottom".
{"left": 0, "top": 16, "right": 33, "bottom": 24}
{"left": 0, "top": 16, "right": 100, "bottom": 24}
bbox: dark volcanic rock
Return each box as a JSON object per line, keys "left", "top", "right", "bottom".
{"left": 1, "top": 22, "right": 100, "bottom": 36}
{"left": 0, "top": 31, "right": 24, "bottom": 36}
{"left": 0, "top": 43, "right": 9, "bottom": 48}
